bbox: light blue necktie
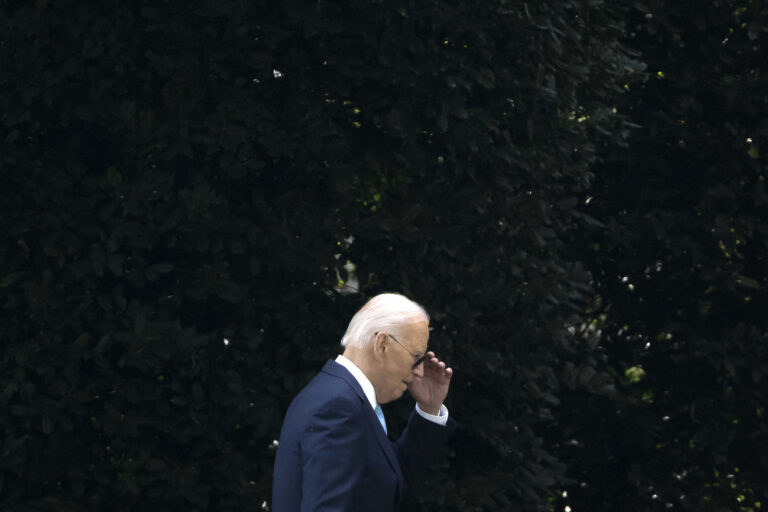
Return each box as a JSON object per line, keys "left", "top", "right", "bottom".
{"left": 374, "top": 404, "right": 387, "bottom": 434}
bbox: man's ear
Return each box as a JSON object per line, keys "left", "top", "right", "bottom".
{"left": 372, "top": 332, "right": 388, "bottom": 361}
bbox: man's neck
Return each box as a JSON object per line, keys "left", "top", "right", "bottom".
{"left": 342, "top": 346, "right": 383, "bottom": 399}
{"left": 341, "top": 346, "right": 371, "bottom": 376}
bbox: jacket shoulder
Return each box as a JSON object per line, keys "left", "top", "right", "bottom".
{"left": 284, "top": 365, "right": 362, "bottom": 423}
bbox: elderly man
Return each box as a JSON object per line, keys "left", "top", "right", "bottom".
{"left": 272, "top": 293, "right": 455, "bottom": 511}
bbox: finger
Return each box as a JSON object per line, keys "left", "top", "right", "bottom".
{"left": 428, "top": 355, "right": 447, "bottom": 366}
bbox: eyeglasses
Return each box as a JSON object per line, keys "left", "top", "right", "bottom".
{"left": 376, "top": 331, "right": 426, "bottom": 369}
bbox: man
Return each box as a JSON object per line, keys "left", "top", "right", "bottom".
{"left": 272, "top": 293, "right": 455, "bottom": 511}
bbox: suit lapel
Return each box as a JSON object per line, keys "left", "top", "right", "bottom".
{"left": 321, "top": 360, "right": 403, "bottom": 480}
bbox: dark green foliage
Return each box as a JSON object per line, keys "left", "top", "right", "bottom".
{"left": 0, "top": 0, "right": 637, "bottom": 509}
{"left": 1, "top": 1, "right": 636, "bottom": 510}
{"left": 3, "top": 0, "right": 765, "bottom": 511}
{"left": 560, "top": 1, "right": 768, "bottom": 510}
{"left": 1, "top": 2, "right": 346, "bottom": 510}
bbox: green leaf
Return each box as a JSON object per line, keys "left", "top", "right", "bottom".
{"left": 0, "top": 272, "right": 24, "bottom": 288}
{"left": 145, "top": 262, "right": 175, "bottom": 282}
{"left": 734, "top": 274, "right": 760, "bottom": 289}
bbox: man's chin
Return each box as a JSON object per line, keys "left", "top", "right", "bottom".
{"left": 388, "top": 387, "right": 408, "bottom": 402}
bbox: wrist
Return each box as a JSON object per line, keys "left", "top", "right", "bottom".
{"left": 417, "top": 402, "right": 441, "bottom": 416}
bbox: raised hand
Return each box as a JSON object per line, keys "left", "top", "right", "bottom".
{"left": 407, "top": 351, "right": 453, "bottom": 415}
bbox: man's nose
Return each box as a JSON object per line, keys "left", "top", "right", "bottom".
{"left": 412, "top": 362, "right": 424, "bottom": 378}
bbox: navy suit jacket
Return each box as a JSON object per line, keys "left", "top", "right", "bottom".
{"left": 272, "top": 360, "right": 454, "bottom": 512}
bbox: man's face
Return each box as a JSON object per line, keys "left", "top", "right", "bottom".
{"left": 375, "top": 321, "right": 429, "bottom": 404}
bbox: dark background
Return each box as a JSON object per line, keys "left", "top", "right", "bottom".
{"left": 1, "top": 0, "right": 766, "bottom": 510}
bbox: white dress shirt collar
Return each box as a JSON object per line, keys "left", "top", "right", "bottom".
{"left": 335, "top": 354, "right": 378, "bottom": 410}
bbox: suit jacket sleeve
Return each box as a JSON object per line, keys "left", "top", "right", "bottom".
{"left": 394, "top": 410, "right": 456, "bottom": 491}
{"left": 300, "top": 394, "right": 367, "bottom": 511}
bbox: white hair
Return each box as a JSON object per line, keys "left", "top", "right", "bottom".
{"left": 340, "top": 293, "right": 429, "bottom": 348}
